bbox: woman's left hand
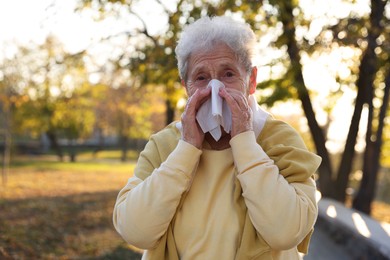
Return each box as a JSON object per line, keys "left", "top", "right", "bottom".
{"left": 219, "top": 87, "right": 253, "bottom": 137}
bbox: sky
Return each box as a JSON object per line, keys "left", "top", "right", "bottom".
{"left": 0, "top": 0, "right": 82, "bottom": 52}
{"left": 0, "top": 0, "right": 375, "bottom": 153}
{"left": 0, "top": 0, "right": 170, "bottom": 56}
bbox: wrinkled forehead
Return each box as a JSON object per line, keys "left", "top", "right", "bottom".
{"left": 187, "top": 43, "right": 239, "bottom": 69}
{"left": 189, "top": 40, "right": 235, "bottom": 59}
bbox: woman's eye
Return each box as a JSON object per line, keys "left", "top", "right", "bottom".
{"left": 225, "top": 71, "right": 234, "bottom": 77}
{"left": 191, "top": 75, "right": 209, "bottom": 87}
{"left": 196, "top": 75, "right": 208, "bottom": 82}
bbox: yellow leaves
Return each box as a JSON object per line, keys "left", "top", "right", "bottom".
{"left": 139, "top": 64, "right": 146, "bottom": 73}
{"left": 51, "top": 94, "right": 96, "bottom": 139}
{"left": 91, "top": 83, "right": 166, "bottom": 139}
{"left": 14, "top": 95, "right": 30, "bottom": 108}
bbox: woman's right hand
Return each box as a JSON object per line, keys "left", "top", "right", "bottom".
{"left": 181, "top": 88, "right": 211, "bottom": 149}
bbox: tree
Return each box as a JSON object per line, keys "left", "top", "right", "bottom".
{"left": 52, "top": 86, "right": 96, "bottom": 162}
{"left": 334, "top": 0, "right": 388, "bottom": 207}
{"left": 92, "top": 82, "right": 165, "bottom": 161}
{"left": 259, "top": 0, "right": 389, "bottom": 213}
{"left": 271, "top": 0, "right": 334, "bottom": 197}
{"left": 8, "top": 36, "right": 93, "bottom": 162}
{"left": 353, "top": 60, "right": 390, "bottom": 213}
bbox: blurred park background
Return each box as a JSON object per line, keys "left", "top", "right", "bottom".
{"left": 0, "top": 0, "right": 389, "bottom": 259}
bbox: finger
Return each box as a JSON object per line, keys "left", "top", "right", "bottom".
{"left": 186, "top": 88, "right": 211, "bottom": 116}
{"left": 225, "top": 88, "right": 249, "bottom": 109}
{"left": 221, "top": 91, "right": 253, "bottom": 137}
{"left": 219, "top": 88, "right": 242, "bottom": 111}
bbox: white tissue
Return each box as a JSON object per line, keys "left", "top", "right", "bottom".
{"left": 196, "top": 79, "right": 232, "bottom": 141}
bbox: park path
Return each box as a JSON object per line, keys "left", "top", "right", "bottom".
{"left": 305, "top": 197, "right": 390, "bottom": 259}
{"left": 304, "top": 225, "right": 352, "bottom": 260}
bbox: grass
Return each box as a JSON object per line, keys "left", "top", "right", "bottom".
{"left": 0, "top": 153, "right": 143, "bottom": 259}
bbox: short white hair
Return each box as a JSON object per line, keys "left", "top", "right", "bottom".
{"left": 175, "top": 16, "right": 257, "bottom": 81}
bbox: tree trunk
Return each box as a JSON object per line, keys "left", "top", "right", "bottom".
{"left": 294, "top": 70, "right": 334, "bottom": 196}
{"left": 46, "top": 130, "right": 64, "bottom": 161}
{"left": 353, "top": 64, "right": 390, "bottom": 214}
{"left": 68, "top": 139, "right": 77, "bottom": 163}
{"left": 166, "top": 99, "right": 175, "bottom": 125}
{"left": 93, "top": 127, "right": 105, "bottom": 158}
{"left": 120, "top": 135, "right": 128, "bottom": 162}
{"left": 1, "top": 94, "right": 12, "bottom": 186}
{"left": 334, "top": 82, "right": 366, "bottom": 201}
{"left": 279, "top": 0, "right": 334, "bottom": 196}
{"left": 1, "top": 130, "right": 11, "bottom": 186}
{"left": 335, "top": 0, "right": 386, "bottom": 203}
{"left": 1, "top": 143, "right": 10, "bottom": 186}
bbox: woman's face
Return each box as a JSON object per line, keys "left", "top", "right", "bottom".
{"left": 184, "top": 43, "right": 255, "bottom": 97}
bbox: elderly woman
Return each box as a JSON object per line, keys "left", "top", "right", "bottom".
{"left": 113, "top": 16, "right": 321, "bottom": 259}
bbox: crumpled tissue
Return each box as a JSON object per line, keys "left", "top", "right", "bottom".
{"left": 196, "top": 79, "right": 232, "bottom": 141}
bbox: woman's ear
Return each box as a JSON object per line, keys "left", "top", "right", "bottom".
{"left": 181, "top": 79, "right": 189, "bottom": 90}
{"left": 249, "top": 67, "right": 257, "bottom": 95}
{"left": 181, "top": 79, "right": 189, "bottom": 95}
{"left": 182, "top": 79, "right": 194, "bottom": 98}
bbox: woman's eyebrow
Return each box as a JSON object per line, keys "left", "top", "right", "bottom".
{"left": 190, "top": 65, "right": 207, "bottom": 76}
{"left": 219, "top": 63, "right": 239, "bottom": 72}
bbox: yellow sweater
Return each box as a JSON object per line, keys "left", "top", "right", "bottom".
{"left": 113, "top": 117, "right": 322, "bottom": 259}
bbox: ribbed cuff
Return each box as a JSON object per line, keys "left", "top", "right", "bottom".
{"left": 163, "top": 140, "right": 202, "bottom": 178}
{"left": 229, "top": 131, "right": 269, "bottom": 174}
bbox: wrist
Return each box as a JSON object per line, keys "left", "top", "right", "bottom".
{"left": 182, "top": 137, "right": 202, "bottom": 150}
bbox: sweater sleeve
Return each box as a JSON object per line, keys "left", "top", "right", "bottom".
{"left": 230, "top": 130, "right": 321, "bottom": 251}
{"left": 113, "top": 139, "right": 202, "bottom": 249}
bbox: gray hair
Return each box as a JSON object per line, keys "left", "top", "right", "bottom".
{"left": 175, "top": 16, "right": 257, "bottom": 81}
